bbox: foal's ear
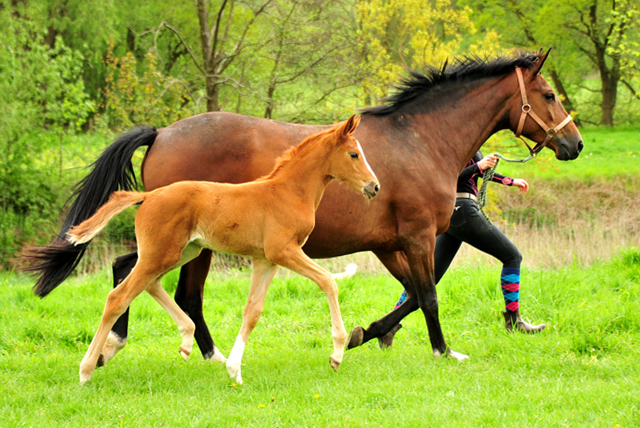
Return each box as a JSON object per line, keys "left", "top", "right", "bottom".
{"left": 531, "top": 48, "right": 552, "bottom": 76}
{"left": 340, "top": 114, "right": 361, "bottom": 138}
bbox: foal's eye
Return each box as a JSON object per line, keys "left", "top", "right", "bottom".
{"left": 544, "top": 93, "right": 555, "bottom": 102}
{"left": 349, "top": 152, "right": 359, "bottom": 159}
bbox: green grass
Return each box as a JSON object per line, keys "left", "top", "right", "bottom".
{"left": 485, "top": 126, "right": 640, "bottom": 180}
{"left": 1, "top": 247, "right": 640, "bottom": 427}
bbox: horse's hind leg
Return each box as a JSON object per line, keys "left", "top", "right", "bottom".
{"left": 174, "top": 250, "right": 225, "bottom": 362}
{"left": 100, "top": 252, "right": 138, "bottom": 367}
{"left": 226, "top": 258, "right": 278, "bottom": 384}
{"left": 146, "top": 280, "right": 196, "bottom": 361}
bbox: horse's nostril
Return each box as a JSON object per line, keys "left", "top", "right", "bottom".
{"left": 374, "top": 184, "right": 380, "bottom": 193}
{"left": 578, "top": 140, "right": 584, "bottom": 152}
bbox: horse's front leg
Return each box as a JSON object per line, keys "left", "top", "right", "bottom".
{"left": 347, "top": 250, "right": 419, "bottom": 349}
{"left": 174, "top": 250, "right": 226, "bottom": 362}
{"left": 226, "top": 258, "right": 278, "bottom": 384}
{"left": 270, "top": 246, "right": 347, "bottom": 372}
{"left": 402, "top": 231, "right": 468, "bottom": 361}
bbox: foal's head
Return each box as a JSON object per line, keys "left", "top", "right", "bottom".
{"left": 326, "top": 114, "right": 379, "bottom": 200}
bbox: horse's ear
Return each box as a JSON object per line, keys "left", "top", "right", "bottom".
{"left": 340, "top": 114, "right": 360, "bottom": 138}
{"left": 531, "top": 48, "right": 552, "bottom": 76}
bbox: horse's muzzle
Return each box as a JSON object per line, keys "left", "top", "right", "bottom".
{"left": 364, "top": 182, "right": 380, "bottom": 199}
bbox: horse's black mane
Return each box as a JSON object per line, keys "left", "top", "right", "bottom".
{"left": 361, "top": 52, "right": 540, "bottom": 116}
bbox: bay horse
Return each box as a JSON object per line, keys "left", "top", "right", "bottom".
{"left": 66, "top": 115, "right": 378, "bottom": 383}
{"left": 23, "top": 51, "right": 583, "bottom": 367}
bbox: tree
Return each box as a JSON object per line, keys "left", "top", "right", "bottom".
{"left": 357, "top": 0, "right": 500, "bottom": 103}
{"left": 256, "top": 0, "right": 358, "bottom": 122}
{"left": 539, "top": 0, "right": 639, "bottom": 126}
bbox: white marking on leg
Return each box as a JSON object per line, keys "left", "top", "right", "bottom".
{"left": 226, "top": 334, "right": 246, "bottom": 384}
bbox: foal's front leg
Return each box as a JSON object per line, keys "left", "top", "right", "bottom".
{"left": 271, "top": 246, "right": 347, "bottom": 371}
{"left": 226, "top": 258, "right": 279, "bottom": 384}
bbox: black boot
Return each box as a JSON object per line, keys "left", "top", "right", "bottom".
{"left": 378, "top": 323, "right": 402, "bottom": 349}
{"left": 503, "top": 310, "right": 546, "bottom": 334}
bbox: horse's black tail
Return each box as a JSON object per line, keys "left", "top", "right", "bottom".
{"left": 20, "top": 126, "right": 158, "bottom": 297}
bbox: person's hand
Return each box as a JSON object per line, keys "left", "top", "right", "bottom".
{"left": 512, "top": 178, "right": 529, "bottom": 194}
{"left": 477, "top": 155, "right": 498, "bottom": 171}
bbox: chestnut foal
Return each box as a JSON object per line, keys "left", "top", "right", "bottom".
{"left": 67, "top": 115, "right": 379, "bottom": 384}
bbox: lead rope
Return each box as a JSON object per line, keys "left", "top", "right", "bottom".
{"left": 477, "top": 152, "right": 536, "bottom": 226}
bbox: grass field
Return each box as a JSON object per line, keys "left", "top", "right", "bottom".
{"left": 1, "top": 247, "right": 639, "bottom": 427}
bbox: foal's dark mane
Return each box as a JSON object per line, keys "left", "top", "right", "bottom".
{"left": 361, "top": 52, "right": 541, "bottom": 116}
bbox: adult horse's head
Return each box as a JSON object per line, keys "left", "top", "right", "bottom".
{"left": 508, "top": 49, "right": 583, "bottom": 161}
{"left": 328, "top": 114, "right": 380, "bottom": 199}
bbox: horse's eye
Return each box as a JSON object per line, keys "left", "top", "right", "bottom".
{"left": 349, "top": 152, "right": 359, "bottom": 159}
{"left": 544, "top": 93, "right": 555, "bottom": 102}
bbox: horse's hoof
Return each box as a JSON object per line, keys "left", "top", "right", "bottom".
{"left": 179, "top": 346, "right": 191, "bottom": 362}
{"left": 445, "top": 348, "right": 469, "bottom": 361}
{"left": 205, "top": 346, "right": 227, "bottom": 364}
{"left": 346, "top": 326, "right": 364, "bottom": 350}
{"left": 377, "top": 323, "right": 403, "bottom": 350}
{"left": 329, "top": 356, "right": 341, "bottom": 371}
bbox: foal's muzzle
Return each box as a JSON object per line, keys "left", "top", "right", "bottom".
{"left": 364, "top": 182, "right": 380, "bottom": 199}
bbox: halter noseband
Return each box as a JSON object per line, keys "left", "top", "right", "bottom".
{"left": 514, "top": 67, "right": 573, "bottom": 156}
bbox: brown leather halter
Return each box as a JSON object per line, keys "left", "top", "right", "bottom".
{"left": 514, "top": 67, "right": 573, "bottom": 156}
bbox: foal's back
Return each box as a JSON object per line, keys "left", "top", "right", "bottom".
{"left": 136, "top": 179, "right": 315, "bottom": 261}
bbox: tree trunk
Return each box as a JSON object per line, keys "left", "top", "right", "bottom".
{"left": 206, "top": 79, "right": 220, "bottom": 112}
{"left": 600, "top": 74, "right": 618, "bottom": 127}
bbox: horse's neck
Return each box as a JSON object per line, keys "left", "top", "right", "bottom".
{"left": 417, "top": 75, "right": 517, "bottom": 172}
{"left": 270, "top": 143, "right": 332, "bottom": 210}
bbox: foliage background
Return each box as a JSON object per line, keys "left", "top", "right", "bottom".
{"left": 0, "top": 0, "right": 638, "bottom": 266}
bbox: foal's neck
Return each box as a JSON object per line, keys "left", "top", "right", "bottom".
{"left": 270, "top": 140, "right": 333, "bottom": 210}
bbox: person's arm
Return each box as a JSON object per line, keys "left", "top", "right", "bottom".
{"left": 458, "top": 162, "right": 481, "bottom": 182}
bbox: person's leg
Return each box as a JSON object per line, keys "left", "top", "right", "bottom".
{"left": 447, "top": 200, "right": 545, "bottom": 333}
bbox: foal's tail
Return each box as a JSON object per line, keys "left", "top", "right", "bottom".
{"left": 67, "top": 192, "right": 147, "bottom": 245}
{"left": 19, "top": 127, "right": 157, "bottom": 297}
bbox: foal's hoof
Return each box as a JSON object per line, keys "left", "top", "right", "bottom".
{"left": 346, "top": 326, "right": 364, "bottom": 350}
{"left": 179, "top": 346, "right": 191, "bottom": 362}
{"left": 329, "top": 356, "right": 341, "bottom": 371}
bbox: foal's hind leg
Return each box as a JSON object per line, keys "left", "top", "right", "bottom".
{"left": 79, "top": 266, "right": 157, "bottom": 384}
{"left": 146, "top": 280, "right": 196, "bottom": 361}
{"left": 226, "top": 258, "right": 278, "bottom": 384}
{"left": 174, "top": 250, "right": 226, "bottom": 362}
{"left": 100, "top": 252, "right": 138, "bottom": 367}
